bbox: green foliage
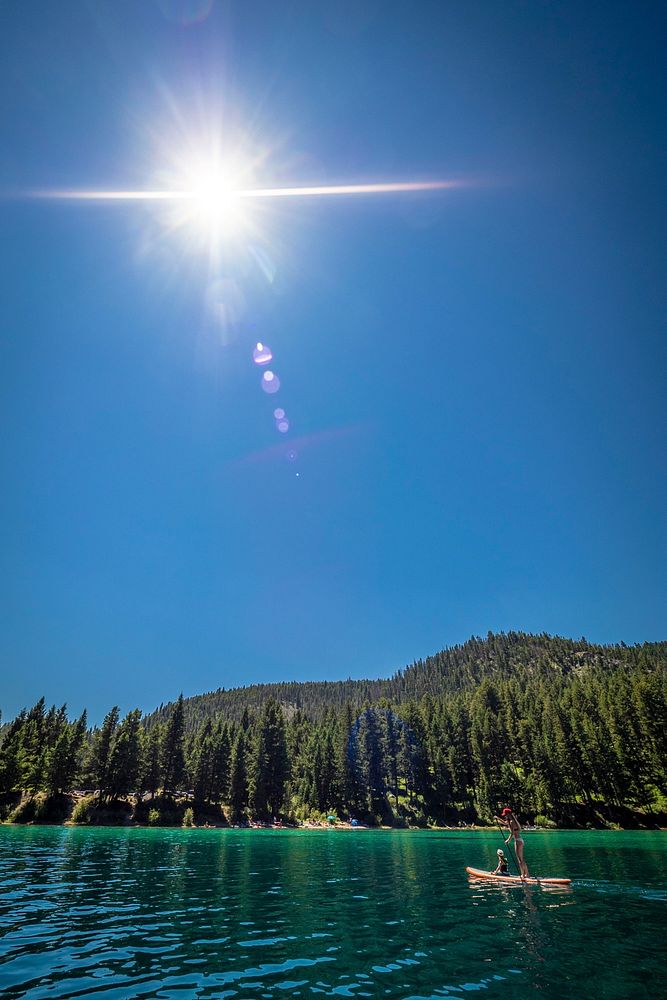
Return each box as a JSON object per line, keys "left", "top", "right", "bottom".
{"left": 140, "top": 724, "right": 163, "bottom": 799}
{"left": 229, "top": 729, "right": 248, "bottom": 820}
{"left": 7, "top": 792, "right": 69, "bottom": 824}
{"left": 2, "top": 634, "right": 666, "bottom": 828}
{"left": 534, "top": 814, "right": 557, "bottom": 829}
{"left": 249, "top": 698, "right": 289, "bottom": 820}
{"left": 71, "top": 795, "right": 95, "bottom": 825}
{"left": 106, "top": 710, "right": 143, "bottom": 801}
{"left": 161, "top": 695, "right": 186, "bottom": 798}
{"left": 8, "top": 796, "right": 37, "bottom": 823}
{"left": 87, "top": 706, "right": 120, "bottom": 799}
{"left": 44, "top": 712, "right": 87, "bottom": 796}
{"left": 182, "top": 807, "right": 195, "bottom": 828}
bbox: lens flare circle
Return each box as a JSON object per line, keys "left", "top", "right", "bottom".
{"left": 261, "top": 370, "right": 280, "bottom": 394}
{"left": 253, "top": 342, "right": 273, "bottom": 364}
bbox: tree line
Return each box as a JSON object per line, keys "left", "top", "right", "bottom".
{"left": 1, "top": 634, "right": 665, "bottom": 825}
{"left": 144, "top": 632, "right": 666, "bottom": 731}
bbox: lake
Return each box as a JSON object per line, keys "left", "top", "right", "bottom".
{"left": 0, "top": 827, "right": 665, "bottom": 998}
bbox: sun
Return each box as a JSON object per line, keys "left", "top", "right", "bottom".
{"left": 183, "top": 158, "right": 250, "bottom": 241}
{"left": 27, "top": 114, "right": 463, "bottom": 262}
{"left": 141, "top": 132, "right": 270, "bottom": 260}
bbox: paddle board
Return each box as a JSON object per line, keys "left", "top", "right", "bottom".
{"left": 465, "top": 866, "right": 571, "bottom": 886}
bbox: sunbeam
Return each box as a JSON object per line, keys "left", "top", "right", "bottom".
{"left": 29, "top": 178, "right": 463, "bottom": 201}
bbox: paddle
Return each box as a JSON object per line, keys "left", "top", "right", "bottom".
{"left": 495, "top": 817, "right": 521, "bottom": 876}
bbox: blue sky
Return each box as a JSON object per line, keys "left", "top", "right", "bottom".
{"left": 1, "top": 1, "right": 665, "bottom": 724}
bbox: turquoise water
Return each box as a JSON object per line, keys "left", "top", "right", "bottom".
{"left": 1, "top": 828, "right": 665, "bottom": 999}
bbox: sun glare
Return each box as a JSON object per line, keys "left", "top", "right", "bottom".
{"left": 24, "top": 123, "right": 467, "bottom": 260}
{"left": 183, "top": 160, "right": 249, "bottom": 240}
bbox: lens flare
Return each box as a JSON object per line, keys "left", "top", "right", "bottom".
{"left": 261, "top": 370, "right": 280, "bottom": 394}
{"left": 25, "top": 172, "right": 467, "bottom": 263}
{"left": 20, "top": 136, "right": 472, "bottom": 480}
{"left": 253, "top": 342, "right": 273, "bottom": 364}
{"left": 34, "top": 178, "right": 462, "bottom": 201}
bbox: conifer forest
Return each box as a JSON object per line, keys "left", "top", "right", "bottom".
{"left": 1, "top": 633, "right": 665, "bottom": 828}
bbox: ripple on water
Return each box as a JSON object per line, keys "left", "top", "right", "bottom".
{"left": 0, "top": 828, "right": 665, "bottom": 999}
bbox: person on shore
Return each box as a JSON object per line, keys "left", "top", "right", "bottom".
{"left": 493, "top": 848, "right": 508, "bottom": 875}
{"left": 495, "top": 807, "right": 529, "bottom": 878}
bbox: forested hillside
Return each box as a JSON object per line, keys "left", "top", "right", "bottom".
{"left": 1, "top": 633, "right": 665, "bottom": 827}
{"left": 146, "top": 631, "right": 664, "bottom": 729}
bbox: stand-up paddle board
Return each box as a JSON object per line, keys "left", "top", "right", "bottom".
{"left": 466, "top": 866, "right": 571, "bottom": 886}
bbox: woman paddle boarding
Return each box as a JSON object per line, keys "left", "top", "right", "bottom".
{"left": 495, "top": 807, "right": 529, "bottom": 878}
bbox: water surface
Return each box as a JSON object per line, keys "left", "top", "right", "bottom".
{"left": 1, "top": 827, "right": 665, "bottom": 998}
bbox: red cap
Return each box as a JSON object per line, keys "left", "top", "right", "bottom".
{"left": 501, "top": 807, "right": 512, "bottom": 816}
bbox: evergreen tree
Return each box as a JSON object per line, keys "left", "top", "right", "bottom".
{"left": 381, "top": 710, "right": 400, "bottom": 808}
{"left": 211, "top": 721, "right": 231, "bottom": 803}
{"left": 190, "top": 719, "right": 214, "bottom": 805}
{"left": 20, "top": 698, "right": 48, "bottom": 794}
{"left": 0, "top": 710, "right": 27, "bottom": 795}
{"left": 355, "top": 708, "right": 385, "bottom": 817}
{"left": 229, "top": 729, "right": 248, "bottom": 820}
{"left": 140, "top": 723, "right": 163, "bottom": 799}
{"left": 249, "top": 698, "right": 289, "bottom": 819}
{"left": 107, "top": 710, "right": 143, "bottom": 801}
{"left": 44, "top": 711, "right": 87, "bottom": 795}
{"left": 88, "top": 706, "right": 120, "bottom": 801}
{"left": 161, "top": 695, "right": 186, "bottom": 798}
{"left": 333, "top": 703, "right": 359, "bottom": 815}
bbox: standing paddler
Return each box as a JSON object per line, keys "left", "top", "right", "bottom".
{"left": 494, "top": 807, "right": 530, "bottom": 878}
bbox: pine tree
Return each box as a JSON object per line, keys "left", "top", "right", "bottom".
{"left": 381, "top": 710, "right": 400, "bottom": 808}
{"left": 356, "top": 708, "right": 385, "bottom": 817}
{"left": 88, "top": 706, "right": 120, "bottom": 801}
{"left": 161, "top": 696, "right": 186, "bottom": 798}
{"left": 140, "top": 724, "right": 163, "bottom": 799}
{"left": 190, "top": 720, "right": 214, "bottom": 805}
{"left": 0, "top": 710, "right": 27, "bottom": 795}
{"left": 20, "top": 699, "right": 48, "bottom": 794}
{"left": 44, "top": 711, "right": 87, "bottom": 795}
{"left": 333, "top": 703, "right": 358, "bottom": 815}
{"left": 249, "top": 698, "right": 289, "bottom": 820}
{"left": 229, "top": 729, "right": 248, "bottom": 820}
{"left": 211, "top": 721, "right": 231, "bottom": 804}
{"left": 107, "top": 710, "right": 143, "bottom": 801}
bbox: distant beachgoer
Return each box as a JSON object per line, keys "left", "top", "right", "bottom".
{"left": 493, "top": 848, "right": 508, "bottom": 875}
{"left": 495, "top": 807, "right": 529, "bottom": 878}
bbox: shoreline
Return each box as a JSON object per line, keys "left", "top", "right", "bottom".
{"left": 3, "top": 791, "right": 664, "bottom": 832}
{"left": 2, "top": 819, "right": 665, "bottom": 831}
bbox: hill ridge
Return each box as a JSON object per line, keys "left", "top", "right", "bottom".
{"left": 145, "top": 631, "right": 667, "bottom": 732}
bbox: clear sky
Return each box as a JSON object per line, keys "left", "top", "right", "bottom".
{"left": 1, "top": 1, "right": 665, "bottom": 724}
